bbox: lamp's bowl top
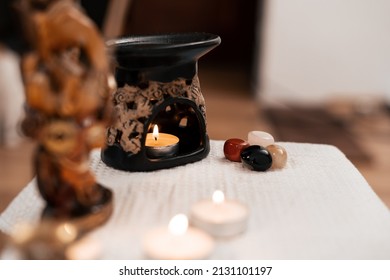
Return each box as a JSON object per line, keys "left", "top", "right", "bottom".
{"left": 107, "top": 33, "right": 221, "bottom": 69}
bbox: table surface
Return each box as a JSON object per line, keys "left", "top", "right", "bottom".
{"left": 1, "top": 140, "right": 390, "bottom": 259}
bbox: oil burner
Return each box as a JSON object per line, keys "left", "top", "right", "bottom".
{"left": 101, "top": 33, "right": 220, "bottom": 171}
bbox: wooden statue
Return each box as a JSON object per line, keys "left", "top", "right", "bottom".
{"left": 19, "top": 0, "right": 115, "bottom": 226}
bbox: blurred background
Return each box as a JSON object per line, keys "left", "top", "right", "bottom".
{"left": 1, "top": 0, "right": 389, "bottom": 212}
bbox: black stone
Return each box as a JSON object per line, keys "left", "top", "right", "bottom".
{"left": 240, "top": 145, "right": 272, "bottom": 171}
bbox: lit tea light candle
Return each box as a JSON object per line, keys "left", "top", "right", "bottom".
{"left": 190, "top": 190, "right": 249, "bottom": 238}
{"left": 145, "top": 125, "right": 179, "bottom": 158}
{"left": 143, "top": 214, "right": 214, "bottom": 260}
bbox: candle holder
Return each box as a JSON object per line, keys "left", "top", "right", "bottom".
{"left": 102, "top": 33, "right": 220, "bottom": 171}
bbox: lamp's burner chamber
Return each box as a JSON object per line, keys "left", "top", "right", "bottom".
{"left": 101, "top": 33, "right": 220, "bottom": 171}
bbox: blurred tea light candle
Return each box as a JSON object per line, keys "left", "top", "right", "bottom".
{"left": 66, "top": 236, "right": 101, "bottom": 260}
{"left": 190, "top": 190, "right": 249, "bottom": 238}
{"left": 248, "top": 131, "right": 274, "bottom": 147}
{"left": 145, "top": 124, "right": 179, "bottom": 158}
{"left": 143, "top": 214, "right": 214, "bottom": 260}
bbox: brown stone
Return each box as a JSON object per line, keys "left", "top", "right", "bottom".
{"left": 267, "top": 144, "right": 287, "bottom": 169}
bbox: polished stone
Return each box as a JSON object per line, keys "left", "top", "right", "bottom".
{"left": 224, "top": 138, "right": 250, "bottom": 162}
{"left": 267, "top": 144, "right": 287, "bottom": 169}
{"left": 247, "top": 131, "right": 275, "bottom": 147}
{"left": 240, "top": 145, "right": 272, "bottom": 171}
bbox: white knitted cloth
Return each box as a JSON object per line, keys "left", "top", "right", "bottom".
{"left": 1, "top": 140, "right": 390, "bottom": 259}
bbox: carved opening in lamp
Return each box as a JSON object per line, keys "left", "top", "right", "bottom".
{"left": 102, "top": 33, "right": 220, "bottom": 171}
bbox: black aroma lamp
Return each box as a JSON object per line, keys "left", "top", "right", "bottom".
{"left": 101, "top": 33, "right": 221, "bottom": 171}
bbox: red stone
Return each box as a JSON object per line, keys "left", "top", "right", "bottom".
{"left": 223, "top": 138, "right": 250, "bottom": 162}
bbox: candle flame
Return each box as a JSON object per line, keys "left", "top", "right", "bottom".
{"left": 212, "top": 190, "right": 225, "bottom": 204}
{"left": 153, "top": 124, "right": 159, "bottom": 141}
{"left": 168, "top": 214, "right": 188, "bottom": 236}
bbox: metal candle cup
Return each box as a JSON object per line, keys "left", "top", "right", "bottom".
{"left": 145, "top": 125, "right": 179, "bottom": 158}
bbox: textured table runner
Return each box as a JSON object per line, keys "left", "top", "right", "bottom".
{"left": 1, "top": 140, "right": 390, "bottom": 259}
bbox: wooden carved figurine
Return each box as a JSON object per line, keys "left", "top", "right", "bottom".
{"left": 19, "top": 0, "right": 115, "bottom": 228}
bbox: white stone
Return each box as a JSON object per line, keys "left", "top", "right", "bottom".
{"left": 247, "top": 131, "right": 275, "bottom": 147}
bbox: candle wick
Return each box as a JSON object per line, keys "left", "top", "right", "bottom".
{"left": 154, "top": 136, "right": 157, "bottom": 141}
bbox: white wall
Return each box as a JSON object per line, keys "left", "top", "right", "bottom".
{"left": 258, "top": 0, "right": 390, "bottom": 105}
{"left": 0, "top": 49, "right": 25, "bottom": 147}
